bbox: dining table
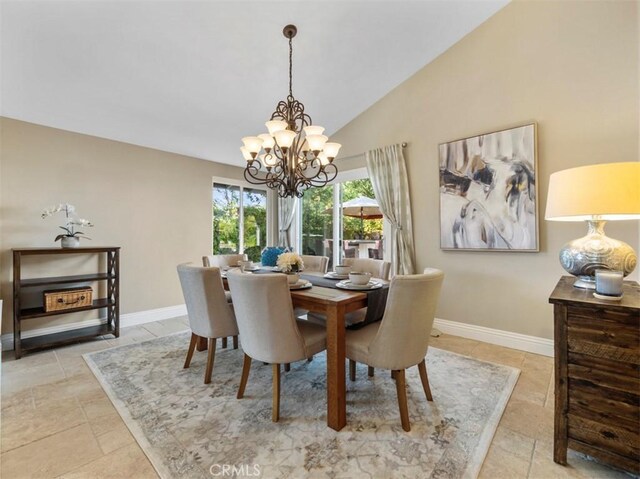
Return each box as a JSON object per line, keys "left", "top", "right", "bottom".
{"left": 214, "top": 268, "right": 388, "bottom": 431}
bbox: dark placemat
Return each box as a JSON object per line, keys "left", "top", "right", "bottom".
{"left": 300, "top": 273, "right": 389, "bottom": 330}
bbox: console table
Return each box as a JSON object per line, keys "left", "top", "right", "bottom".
{"left": 13, "top": 247, "right": 120, "bottom": 359}
{"left": 549, "top": 276, "right": 639, "bottom": 474}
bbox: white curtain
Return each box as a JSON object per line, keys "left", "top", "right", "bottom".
{"left": 278, "top": 196, "right": 297, "bottom": 248}
{"left": 366, "top": 144, "right": 415, "bottom": 276}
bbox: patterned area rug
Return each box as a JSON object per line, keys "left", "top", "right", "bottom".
{"left": 84, "top": 331, "right": 519, "bottom": 479}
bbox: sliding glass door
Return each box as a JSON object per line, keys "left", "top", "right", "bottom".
{"left": 300, "top": 185, "right": 335, "bottom": 268}
{"left": 299, "top": 172, "right": 384, "bottom": 268}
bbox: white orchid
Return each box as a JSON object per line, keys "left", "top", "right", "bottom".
{"left": 41, "top": 203, "right": 94, "bottom": 242}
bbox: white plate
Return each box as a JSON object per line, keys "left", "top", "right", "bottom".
{"left": 289, "top": 279, "right": 312, "bottom": 290}
{"left": 243, "top": 266, "right": 261, "bottom": 272}
{"left": 324, "top": 272, "right": 349, "bottom": 280}
{"left": 335, "top": 280, "right": 383, "bottom": 291}
{"left": 593, "top": 292, "right": 623, "bottom": 301}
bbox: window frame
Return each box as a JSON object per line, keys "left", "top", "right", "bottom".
{"left": 212, "top": 176, "right": 269, "bottom": 255}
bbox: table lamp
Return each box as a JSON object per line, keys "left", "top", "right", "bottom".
{"left": 545, "top": 162, "right": 640, "bottom": 289}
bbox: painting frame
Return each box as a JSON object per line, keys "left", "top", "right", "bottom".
{"left": 438, "top": 122, "right": 539, "bottom": 252}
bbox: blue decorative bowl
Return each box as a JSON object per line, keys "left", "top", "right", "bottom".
{"left": 261, "top": 246, "right": 290, "bottom": 267}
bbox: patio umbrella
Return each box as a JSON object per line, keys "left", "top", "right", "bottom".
{"left": 326, "top": 196, "right": 383, "bottom": 236}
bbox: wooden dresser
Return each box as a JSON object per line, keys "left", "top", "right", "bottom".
{"left": 549, "top": 276, "right": 639, "bottom": 474}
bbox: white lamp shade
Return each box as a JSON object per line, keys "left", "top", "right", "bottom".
{"left": 318, "top": 152, "right": 329, "bottom": 165}
{"left": 258, "top": 133, "right": 275, "bottom": 150}
{"left": 240, "top": 146, "right": 253, "bottom": 161}
{"left": 306, "top": 134, "right": 328, "bottom": 152}
{"left": 323, "top": 142, "right": 342, "bottom": 159}
{"left": 545, "top": 162, "right": 640, "bottom": 221}
{"left": 303, "top": 125, "right": 325, "bottom": 137}
{"left": 265, "top": 120, "right": 288, "bottom": 135}
{"left": 274, "top": 129, "right": 297, "bottom": 148}
{"left": 241, "top": 136, "right": 263, "bottom": 154}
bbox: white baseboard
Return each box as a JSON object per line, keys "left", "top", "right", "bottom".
{"left": 2, "top": 304, "right": 553, "bottom": 358}
{"left": 1, "top": 304, "right": 187, "bottom": 351}
{"left": 433, "top": 318, "right": 554, "bottom": 357}
{"left": 120, "top": 304, "right": 187, "bottom": 328}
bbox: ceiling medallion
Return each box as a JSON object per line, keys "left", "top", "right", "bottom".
{"left": 240, "top": 24, "right": 341, "bottom": 198}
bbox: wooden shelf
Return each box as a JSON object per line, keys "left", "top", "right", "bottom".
{"left": 12, "top": 247, "right": 121, "bottom": 255}
{"left": 20, "top": 298, "right": 114, "bottom": 320}
{"left": 13, "top": 247, "right": 120, "bottom": 358}
{"left": 21, "top": 324, "right": 116, "bottom": 353}
{"left": 20, "top": 273, "right": 115, "bottom": 288}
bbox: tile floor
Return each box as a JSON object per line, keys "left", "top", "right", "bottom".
{"left": 0, "top": 317, "right": 631, "bottom": 478}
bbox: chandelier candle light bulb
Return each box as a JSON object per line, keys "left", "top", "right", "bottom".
{"left": 303, "top": 125, "right": 325, "bottom": 136}
{"left": 241, "top": 24, "right": 341, "bottom": 197}
{"left": 265, "top": 120, "right": 288, "bottom": 136}
{"left": 241, "top": 136, "right": 263, "bottom": 157}
{"left": 274, "top": 129, "right": 297, "bottom": 149}
{"left": 258, "top": 134, "right": 275, "bottom": 151}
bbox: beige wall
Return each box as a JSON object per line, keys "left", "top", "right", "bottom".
{"left": 332, "top": 0, "right": 639, "bottom": 339}
{"left": 0, "top": 118, "right": 245, "bottom": 333}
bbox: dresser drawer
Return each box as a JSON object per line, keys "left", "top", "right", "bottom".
{"left": 567, "top": 308, "right": 639, "bottom": 364}
{"left": 568, "top": 414, "right": 639, "bottom": 459}
{"left": 568, "top": 370, "right": 639, "bottom": 433}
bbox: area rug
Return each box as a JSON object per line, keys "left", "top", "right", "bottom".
{"left": 84, "top": 331, "right": 519, "bottom": 479}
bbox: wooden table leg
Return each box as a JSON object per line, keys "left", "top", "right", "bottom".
{"left": 326, "top": 304, "right": 346, "bottom": 431}
{"left": 196, "top": 336, "right": 208, "bottom": 351}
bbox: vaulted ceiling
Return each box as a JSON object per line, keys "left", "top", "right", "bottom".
{"left": 1, "top": 1, "right": 508, "bottom": 166}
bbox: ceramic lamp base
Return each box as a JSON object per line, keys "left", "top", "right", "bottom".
{"left": 559, "top": 220, "right": 637, "bottom": 288}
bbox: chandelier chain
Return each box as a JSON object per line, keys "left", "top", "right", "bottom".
{"left": 288, "top": 36, "right": 293, "bottom": 97}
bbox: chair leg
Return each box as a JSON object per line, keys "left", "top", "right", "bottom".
{"left": 284, "top": 363, "right": 291, "bottom": 372}
{"left": 221, "top": 337, "right": 228, "bottom": 349}
{"left": 418, "top": 359, "right": 433, "bottom": 401}
{"left": 204, "top": 338, "right": 216, "bottom": 384}
{"left": 272, "top": 364, "right": 281, "bottom": 422}
{"left": 183, "top": 333, "right": 198, "bottom": 369}
{"left": 349, "top": 360, "right": 356, "bottom": 381}
{"left": 232, "top": 335, "right": 239, "bottom": 349}
{"left": 368, "top": 366, "right": 374, "bottom": 377}
{"left": 394, "top": 369, "right": 410, "bottom": 431}
{"left": 237, "top": 354, "right": 252, "bottom": 399}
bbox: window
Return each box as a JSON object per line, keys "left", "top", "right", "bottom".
{"left": 212, "top": 181, "right": 268, "bottom": 262}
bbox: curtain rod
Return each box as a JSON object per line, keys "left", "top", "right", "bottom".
{"left": 337, "top": 142, "right": 408, "bottom": 162}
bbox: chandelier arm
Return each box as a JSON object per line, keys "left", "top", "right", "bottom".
{"left": 244, "top": 161, "right": 271, "bottom": 186}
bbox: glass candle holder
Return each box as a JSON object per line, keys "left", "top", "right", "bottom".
{"left": 595, "top": 270, "right": 624, "bottom": 296}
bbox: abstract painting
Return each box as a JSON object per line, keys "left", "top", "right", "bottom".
{"left": 439, "top": 123, "right": 538, "bottom": 251}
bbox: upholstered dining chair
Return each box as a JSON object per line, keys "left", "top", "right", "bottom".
{"left": 343, "top": 258, "right": 391, "bottom": 281}
{"left": 345, "top": 268, "right": 444, "bottom": 431}
{"left": 300, "top": 255, "right": 329, "bottom": 274}
{"left": 202, "top": 254, "right": 248, "bottom": 268}
{"left": 202, "top": 254, "right": 244, "bottom": 348}
{"left": 177, "top": 263, "right": 239, "bottom": 384}
{"left": 226, "top": 271, "right": 327, "bottom": 422}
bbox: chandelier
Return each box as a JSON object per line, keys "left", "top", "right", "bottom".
{"left": 240, "top": 24, "right": 341, "bottom": 198}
